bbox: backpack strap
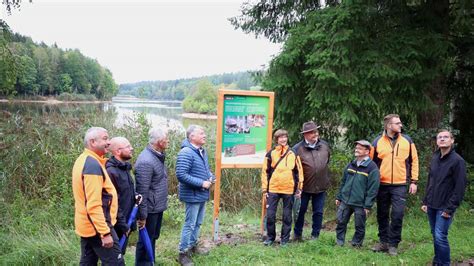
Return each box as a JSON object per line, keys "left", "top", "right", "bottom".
{"left": 267, "top": 147, "right": 291, "bottom": 193}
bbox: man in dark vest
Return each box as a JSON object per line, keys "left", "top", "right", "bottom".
{"left": 293, "top": 121, "right": 331, "bottom": 241}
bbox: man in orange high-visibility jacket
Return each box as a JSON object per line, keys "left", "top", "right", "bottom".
{"left": 370, "top": 114, "right": 419, "bottom": 256}
{"left": 72, "top": 127, "right": 124, "bottom": 265}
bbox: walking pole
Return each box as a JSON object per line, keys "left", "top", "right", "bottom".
{"left": 260, "top": 193, "right": 267, "bottom": 236}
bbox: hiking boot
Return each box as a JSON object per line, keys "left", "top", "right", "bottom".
{"left": 178, "top": 251, "right": 194, "bottom": 266}
{"left": 292, "top": 235, "right": 303, "bottom": 242}
{"left": 388, "top": 246, "right": 398, "bottom": 256}
{"left": 350, "top": 242, "right": 362, "bottom": 248}
{"left": 263, "top": 239, "right": 274, "bottom": 246}
{"left": 336, "top": 239, "right": 344, "bottom": 247}
{"left": 280, "top": 241, "right": 289, "bottom": 247}
{"left": 371, "top": 242, "right": 389, "bottom": 252}
{"left": 311, "top": 235, "right": 319, "bottom": 241}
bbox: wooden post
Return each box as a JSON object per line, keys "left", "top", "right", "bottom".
{"left": 213, "top": 90, "right": 225, "bottom": 241}
{"left": 260, "top": 193, "right": 267, "bottom": 234}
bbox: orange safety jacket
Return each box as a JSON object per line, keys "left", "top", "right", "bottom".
{"left": 370, "top": 132, "right": 419, "bottom": 185}
{"left": 72, "top": 148, "right": 118, "bottom": 237}
{"left": 261, "top": 145, "right": 304, "bottom": 195}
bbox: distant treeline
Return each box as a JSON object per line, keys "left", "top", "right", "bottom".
{"left": 0, "top": 21, "right": 118, "bottom": 99}
{"left": 119, "top": 71, "right": 259, "bottom": 101}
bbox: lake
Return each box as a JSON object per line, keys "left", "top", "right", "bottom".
{"left": 0, "top": 98, "right": 216, "bottom": 132}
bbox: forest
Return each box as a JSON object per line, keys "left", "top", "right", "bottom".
{"left": 231, "top": 0, "right": 474, "bottom": 162}
{"left": 0, "top": 21, "right": 118, "bottom": 100}
{"left": 118, "top": 71, "right": 259, "bottom": 101}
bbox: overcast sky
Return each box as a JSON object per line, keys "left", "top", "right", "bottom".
{"left": 1, "top": 0, "right": 281, "bottom": 84}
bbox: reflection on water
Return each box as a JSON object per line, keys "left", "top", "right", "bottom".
{"left": 0, "top": 99, "right": 215, "bottom": 133}
{"left": 111, "top": 99, "right": 185, "bottom": 131}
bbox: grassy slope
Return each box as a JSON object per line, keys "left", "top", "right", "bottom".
{"left": 121, "top": 204, "right": 474, "bottom": 266}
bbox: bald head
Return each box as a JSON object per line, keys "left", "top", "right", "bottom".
{"left": 109, "top": 137, "right": 133, "bottom": 161}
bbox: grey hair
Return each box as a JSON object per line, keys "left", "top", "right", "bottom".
{"left": 84, "top": 127, "right": 108, "bottom": 148}
{"left": 149, "top": 127, "right": 167, "bottom": 145}
{"left": 186, "top": 125, "right": 204, "bottom": 139}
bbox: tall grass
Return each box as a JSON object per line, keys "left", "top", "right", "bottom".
{"left": 1, "top": 103, "right": 472, "bottom": 264}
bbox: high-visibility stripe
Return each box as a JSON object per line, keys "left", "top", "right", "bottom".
{"left": 347, "top": 168, "right": 369, "bottom": 176}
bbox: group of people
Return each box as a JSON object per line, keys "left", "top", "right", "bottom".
{"left": 72, "top": 125, "right": 213, "bottom": 266}
{"left": 71, "top": 113, "right": 467, "bottom": 266}
{"left": 262, "top": 114, "right": 467, "bottom": 266}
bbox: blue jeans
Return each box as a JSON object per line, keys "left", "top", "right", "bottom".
{"left": 427, "top": 207, "right": 453, "bottom": 266}
{"left": 179, "top": 202, "right": 206, "bottom": 252}
{"left": 294, "top": 191, "right": 326, "bottom": 237}
{"left": 136, "top": 212, "right": 163, "bottom": 266}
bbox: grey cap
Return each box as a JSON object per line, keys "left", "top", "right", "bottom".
{"left": 355, "top": 140, "right": 371, "bottom": 150}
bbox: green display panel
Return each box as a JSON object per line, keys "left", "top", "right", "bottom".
{"left": 221, "top": 94, "right": 270, "bottom": 165}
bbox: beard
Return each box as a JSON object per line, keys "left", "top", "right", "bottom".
{"left": 120, "top": 153, "right": 132, "bottom": 161}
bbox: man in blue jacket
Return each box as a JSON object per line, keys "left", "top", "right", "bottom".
{"left": 135, "top": 127, "right": 169, "bottom": 265}
{"left": 422, "top": 129, "right": 467, "bottom": 266}
{"left": 335, "top": 140, "right": 380, "bottom": 247}
{"left": 176, "top": 125, "right": 214, "bottom": 266}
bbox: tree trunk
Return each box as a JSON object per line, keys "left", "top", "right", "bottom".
{"left": 417, "top": 0, "right": 449, "bottom": 129}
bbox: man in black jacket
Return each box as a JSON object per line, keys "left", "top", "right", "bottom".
{"left": 421, "top": 129, "right": 467, "bottom": 266}
{"left": 106, "top": 136, "right": 139, "bottom": 255}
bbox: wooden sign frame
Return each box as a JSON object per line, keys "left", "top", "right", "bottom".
{"left": 212, "top": 89, "right": 274, "bottom": 240}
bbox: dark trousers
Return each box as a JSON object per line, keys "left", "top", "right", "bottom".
{"left": 266, "top": 193, "right": 293, "bottom": 243}
{"left": 136, "top": 212, "right": 163, "bottom": 266}
{"left": 427, "top": 207, "right": 453, "bottom": 266}
{"left": 79, "top": 228, "right": 124, "bottom": 266}
{"left": 376, "top": 185, "right": 407, "bottom": 247}
{"left": 294, "top": 191, "right": 326, "bottom": 238}
{"left": 336, "top": 202, "right": 367, "bottom": 246}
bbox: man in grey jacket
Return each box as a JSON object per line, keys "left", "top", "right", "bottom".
{"left": 293, "top": 121, "right": 331, "bottom": 241}
{"left": 135, "top": 127, "right": 169, "bottom": 265}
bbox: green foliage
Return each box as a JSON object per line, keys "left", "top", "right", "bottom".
{"left": 0, "top": 103, "right": 472, "bottom": 263}
{"left": 56, "top": 92, "right": 98, "bottom": 101}
{"left": 16, "top": 55, "right": 37, "bottom": 93}
{"left": 163, "top": 194, "right": 185, "bottom": 228}
{"left": 262, "top": 2, "right": 456, "bottom": 143}
{"left": 119, "top": 71, "right": 258, "bottom": 100}
{"left": 57, "top": 73, "right": 73, "bottom": 94}
{"left": 0, "top": 22, "right": 118, "bottom": 99}
{"left": 0, "top": 21, "right": 18, "bottom": 96}
{"left": 0, "top": 225, "right": 80, "bottom": 265}
{"left": 229, "top": 0, "right": 325, "bottom": 43}
{"left": 232, "top": 1, "right": 474, "bottom": 163}
{"left": 182, "top": 79, "right": 218, "bottom": 114}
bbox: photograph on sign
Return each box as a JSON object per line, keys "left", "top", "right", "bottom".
{"left": 221, "top": 95, "right": 270, "bottom": 165}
